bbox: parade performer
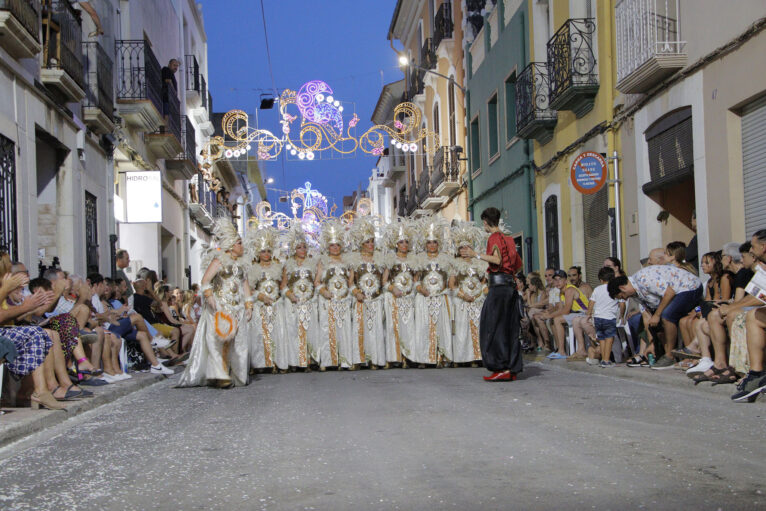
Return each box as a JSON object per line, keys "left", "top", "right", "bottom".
{"left": 412, "top": 216, "right": 454, "bottom": 367}
{"left": 246, "top": 226, "right": 287, "bottom": 372}
{"left": 382, "top": 218, "right": 418, "bottom": 366}
{"left": 348, "top": 216, "right": 388, "bottom": 369}
{"left": 451, "top": 221, "right": 488, "bottom": 365}
{"left": 178, "top": 218, "right": 252, "bottom": 388}
{"left": 463, "top": 207, "right": 523, "bottom": 381}
{"left": 280, "top": 224, "right": 319, "bottom": 370}
{"left": 316, "top": 219, "right": 356, "bottom": 370}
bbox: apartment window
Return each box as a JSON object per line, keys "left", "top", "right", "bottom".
{"left": 0, "top": 134, "right": 18, "bottom": 260}
{"left": 488, "top": 93, "right": 499, "bottom": 158}
{"left": 433, "top": 103, "right": 440, "bottom": 144}
{"left": 85, "top": 192, "right": 99, "bottom": 272}
{"left": 505, "top": 73, "right": 517, "bottom": 141}
{"left": 448, "top": 79, "right": 456, "bottom": 146}
{"left": 544, "top": 195, "right": 560, "bottom": 270}
{"left": 470, "top": 115, "right": 480, "bottom": 174}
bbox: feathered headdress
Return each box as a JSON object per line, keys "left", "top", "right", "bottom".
{"left": 416, "top": 215, "right": 450, "bottom": 252}
{"left": 348, "top": 216, "right": 378, "bottom": 250}
{"left": 320, "top": 218, "right": 347, "bottom": 252}
{"left": 285, "top": 222, "right": 309, "bottom": 255}
{"left": 451, "top": 220, "right": 486, "bottom": 251}
{"left": 212, "top": 218, "right": 240, "bottom": 252}
{"left": 245, "top": 225, "right": 278, "bottom": 255}
{"left": 383, "top": 217, "right": 416, "bottom": 250}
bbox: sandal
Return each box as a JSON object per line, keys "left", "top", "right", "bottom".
{"left": 711, "top": 367, "right": 739, "bottom": 386}
{"left": 671, "top": 348, "right": 701, "bottom": 360}
{"left": 52, "top": 385, "right": 83, "bottom": 401}
{"left": 693, "top": 366, "right": 724, "bottom": 385}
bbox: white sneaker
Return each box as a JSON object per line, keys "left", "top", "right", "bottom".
{"left": 118, "top": 372, "right": 132, "bottom": 380}
{"left": 100, "top": 374, "right": 118, "bottom": 384}
{"left": 686, "top": 357, "right": 713, "bottom": 376}
{"left": 586, "top": 357, "right": 600, "bottom": 366}
{"left": 150, "top": 364, "right": 174, "bottom": 376}
{"left": 151, "top": 336, "right": 172, "bottom": 349}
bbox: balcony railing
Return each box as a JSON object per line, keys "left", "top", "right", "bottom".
{"left": 115, "top": 39, "right": 162, "bottom": 114}
{"left": 82, "top": 41, "right": 114, "bottom": 122}
{"left": 416, "top": 170, "right": 430, "bottom": 205}
{"left": 421, "top": 37, "right": 436, "bottom": 70}
{"left": 0, "top": 0, "right": 40, "bottom": 42}
{"left": 200, "top": 74, "right": 208, "bottom": 109}
{"left": 189, "top": 171, "right": 220, "bottom": 228}
{"left": 433, "top": 1, "right": 453, "bottom": 50}
{"left": 406, "top": 67, "right": 424, "bottom": 100}
{"left": 42, "top": 0, "right": 84, "bottom": 91}
{"left": 430, "top": 146, "right": 460, "bottom": 192}
{"left": 185, "top": 54, "right": 199, "bottom": 93}
{"left": 181, "top": 115, "right": 195, "bottom": 162}
{"left": 547, "top": 18, "right": 599, "bottom": 117}
{"left": 515, "top": 62, "right": 557, "bottom": 144}
{"left": 616, "top": 0, "right": 686, "bottom": 93}
{"left": 164, "top": 79, "right": 181, "bottom": 142}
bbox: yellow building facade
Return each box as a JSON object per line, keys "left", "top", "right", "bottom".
{"left": 524, "top": 0, "right": 623, "bottom": 283}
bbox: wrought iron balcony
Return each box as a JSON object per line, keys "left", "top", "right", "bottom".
{"left": 433, "top": 1, "right": 453, "bottom": 50}
{"left": 166, "top": 115, "right": 197, "bottom": 180}
{"left": 189, "top": 171, "right": 219, "bottom": 229}
{"left": 421, "top": 37, "right": 436, "bottom": 70}
{"left": 430, "top": 146, "right": 461, "bottom": 197}
{"left": 82, "top": 41, "right": 114, "bottom": 134}
{"left": 416, "top": 169, "right": 431, "bottom": 206}
{"left": 465, "top": 0, "right": 485, "bottom": 36}
{"left": 616, "top": 0, "right": 686, "bottom": 94}
{"left": 406, "top": 67, "right": 424, "bottom": 100}
{"left": 145, "top": 80, "right": 182, "bottom": 160}
{"left": 515, "top": 62, "right": 557, "bottom": 144}
{"left": 115, "top": 39, "right": 163, "bottom": 131}
{"left": 185, "top": 53, "right": 208, "bottom": 106}
{"left": 41, "top": 0, "right": 84, "bottom": 101}
{"left": 0, "top": 0, "right": 41, "bottom": 58}
{"left": 547, "top": 18, "right": 599, "bottom": 117}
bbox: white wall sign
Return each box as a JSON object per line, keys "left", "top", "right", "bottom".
{"left": 125, "top": 171, "right": 162, "bottom": 223}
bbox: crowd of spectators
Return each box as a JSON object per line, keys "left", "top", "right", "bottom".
{"left": 517, "top": 231, "right": 766, "bottom": 403}
{"left": 0, "top": 249, "right": 200, "bottom": 410}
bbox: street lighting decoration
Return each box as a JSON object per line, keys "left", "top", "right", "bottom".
{"left": 199, "top": 79, "right": 439, "bottom": 165}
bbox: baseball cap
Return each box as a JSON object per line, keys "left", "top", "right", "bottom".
{"left": 553, "top": 270, "right": 567, "bottom": 279}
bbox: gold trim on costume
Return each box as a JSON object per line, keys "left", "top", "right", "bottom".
{"left": 328, "top": 304, "right": 338, "bottom": 366}
{"left": 391, "top": 297, "right": 401, "bottom": 361}
{"left": 356, "top": 301, "right": 366, "bottom": 362}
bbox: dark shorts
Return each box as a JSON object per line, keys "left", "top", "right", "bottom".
{"left": 594, "top": 317, "right": 617, "bottom": 340}
{"left": 660, "top": 286, "right": 704, "bottom": 325}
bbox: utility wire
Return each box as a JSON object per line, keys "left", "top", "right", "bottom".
{"left": 259, "top": 0, "right": 279, "bottom": 99}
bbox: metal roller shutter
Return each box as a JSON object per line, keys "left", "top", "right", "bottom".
{"left": 742, "top": 97, "right": 766, "bottom": 236}
{"left": 582, "top": 185, "right": 610, "bottom": 288}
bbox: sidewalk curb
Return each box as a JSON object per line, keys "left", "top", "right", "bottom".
{"left": 523, "top": 354, "right": 764, "bottom": 404}
{"left": 0, "top": 373, "right": 167, "bottom": 449}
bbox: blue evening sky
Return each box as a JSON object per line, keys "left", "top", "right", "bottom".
{"left": 199, "top": 0, "right": 399, "bottom": 215}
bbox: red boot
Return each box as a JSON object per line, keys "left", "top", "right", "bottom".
{"left": 483, "top": 371, "right": 516, "bottom": 382}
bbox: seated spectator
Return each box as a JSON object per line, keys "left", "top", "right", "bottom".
{"left": 524, "top": 273, "right": 548, "bottom": 352}
{"left": 664, "top": 241, "right": 698, "bottom": 275}
{"left": 538, "top": 270, "right": 590, "bottom": 360}
{"left": 608, "top": 263, "right": 703, "bottom": 369}
{"left": 734, "top": 305, "right": 766, "bottom": 402}
{"left": 531, "top": 267, "right": 560, "bottom": 351}
{"left": 690, "top": 242, "right": 757, "bottom": 383}
{"left": 603, "top": 257, "right": 626, "bottom": 277}
{"left": 0, "top": 268, "right": 91, "bottom": 409}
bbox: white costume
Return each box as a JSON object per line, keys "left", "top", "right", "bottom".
{"left": 411, "top": 218, "right": 454, "bottom": 365}
{"left": 178, "top": 219, "right": 251, "bottom": 388}
{"left": 383, "top": 219, "right": 418, "bottom": 364}
{"left": 246, "top": 227, "right": 287, "bottom": 371}
{"left": 281, "top": 225, "right": 320, "bottom": 368}
{"left": 316, "top": 220, "right": 357, "bottom": 368}
{"left": 451, "top": 221, "right": 488, "bottom": 363}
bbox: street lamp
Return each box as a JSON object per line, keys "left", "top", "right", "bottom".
{"left": 397, "top": 53, "right": 466, "bottom": 94}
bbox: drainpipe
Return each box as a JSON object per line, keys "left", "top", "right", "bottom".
{"left": 520, "top": 11, "right": 535, "bottom": 270}
{"left": 613, "top": 150, "right": 622, "bottom": 261}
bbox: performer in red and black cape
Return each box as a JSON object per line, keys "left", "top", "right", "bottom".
{"left": 464, "top": 207, "right": 523, "bottom": 381}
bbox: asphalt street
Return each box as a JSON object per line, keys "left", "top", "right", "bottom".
{"left": 0, "top": 362, "right": 764, "bottom": 510}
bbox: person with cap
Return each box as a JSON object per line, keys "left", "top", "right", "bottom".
{"left": 316, "top": 219, "right": 357, "bottom": 370}
{"left": 461, "top": 207, "right": 523, "bottom": 381}
{"left": 412, "top": 216, "right": 455, "bottom": 368}
{"left": 178, "top": 218, "right": 253, "bottom": 388}
{"left": 280, "top": 223, "right": 319, "bottom": 371}
{"left": 382, "top": 217, "right": 419, "bottom": 367}
{"left": 246, "top": 226, "right": 286, "bottom": 373}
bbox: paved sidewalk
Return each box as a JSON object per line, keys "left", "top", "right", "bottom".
{"left": 523, "top": 353, "right": 762, "bottom": 403}
{"left": 0, "top": 372, "right": 167, "bottom": 448}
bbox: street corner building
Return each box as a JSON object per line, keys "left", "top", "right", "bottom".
{"left": 0, "top": 0, "right": 263, "bottom": 282}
